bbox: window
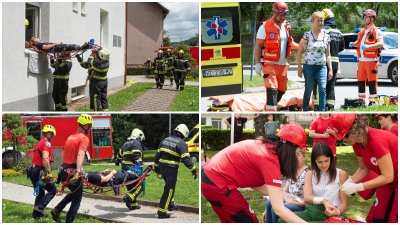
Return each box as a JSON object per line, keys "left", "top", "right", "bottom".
{"left": 100, "top": 9, "right": 109, "bottom": 48}
{"left": 113, "top": 35, "right": 122, "bottom": 47}
{"left": 211, "top": 118, "right": 221, "bottom": 129}
{"left": 73, "top": 2, "right": 78, "bottom": 12}
{"left": 201, "top": 117, "right": 206, "bottom": 125}
{"left": 201, "top": 7, "right": 240, "bottom": 46}
{"left": 25, "top": 4, "right": 40, "bottom": 42}
{"left": 25, "top": 121, "right": 42, "bottom": 141}
{"left": 81, "top": 2, "right": 86, "bottom": 15}
{"left": 71, "top": 85, "right": 85, "bottom": 101}
{"left": 92, "top": 129, "right": 111, "bottom": 147}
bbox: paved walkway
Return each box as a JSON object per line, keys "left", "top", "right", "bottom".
{"left": 123, "top": 76, "right": 198, "bottom": 111}
{"left": 2, "top": 182, "right": 198, "bottom": 223}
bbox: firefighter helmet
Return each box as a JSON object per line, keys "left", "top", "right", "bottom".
{"left": 42, "top": 125, "right": 56, "bottom": 136}
{"left": 129, "top": 128, "right": 145, "bottom": 141}
{"left": 158, "top": 50, "right": 163, "bottom": 54}
{"left": 147, "top": 57, "right": 151, "bottom": 60}
{"left": 167, "top": 49, "right": 172, "bottom": 52}
{"left": 321, "top": 8, "right": 334, "bottom": 20}
{"left": 77, "top": 114, "right": 93, "bottom": 126}
{"left": 330, "top": 114, "right": 357, "bottom": 140}
{"left": 25, "top": 19, "right": 29, "bottom": 26}
{"left": 98, "top": 48, "right": 110, "bottom": 60}
{"left": 272, "top": 2, "right": 289, "bottom": 15}
{"left": 362, "top": 9, "right": 376, "bottom": 19}
{"left": 276, "top": 123, "right": 308, "bottom": 150}
{"left": 178, "top": 50, "right": 184, "bottom": 54}
{"left": 175, "top": 124, "right": 189, "bottom": 138}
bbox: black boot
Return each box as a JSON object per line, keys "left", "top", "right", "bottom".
{"left": 168, "top": 204, "right": 177, "bottom": 211}
{"left": 51, "top": 208, "right": 61, "bottom": 223}
{"left": 158, "top": 212, "right": 171, "bottom": 219}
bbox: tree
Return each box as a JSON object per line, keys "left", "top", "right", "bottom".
{"left": 163, "top": 30, "right": 171, "bottom": 47}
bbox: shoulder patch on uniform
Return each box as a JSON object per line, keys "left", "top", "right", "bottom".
{"left": 45, "top": 142, "right": 51, "bottom": 148}
{"left": 269, "top": 33, "right": 275, "bottom": 39}
{"left": 273, "top": 179, "right": 282, "bottom": 184}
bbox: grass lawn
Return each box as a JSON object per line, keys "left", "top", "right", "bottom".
{"left": 2, "top": 199, "right": 104, "bottom": 223}
{"left": 201, "top": 146, "right": 374, "bottom": 223}
{"left": 339, "top": 104, "right": 397, "bottom": 112}
{"left": 3, "top": 160, "right": 199, "bottom": 207}
{"left": 168, "top": 86, "right": 199, "bottom": 111}
{"left": 77, "top": 82, "right": 154, "bottom": 111}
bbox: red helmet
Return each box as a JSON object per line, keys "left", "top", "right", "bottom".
{"left": 362, "top": 9, "right": 376, "bottom": 19}
{"left": 330, "top": 114, "right": 357, "bottom": 140}
{"left": 276, "top": 123, "right": 308, "bottom": 150}
{"left": 375, "top": 113, "right": 384, "bottom": 118}
{"left": 273, "top": 2, "right": 289, "bottom": 15}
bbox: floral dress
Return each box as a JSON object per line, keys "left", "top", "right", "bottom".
{"left": 303, "top": 31, "right": 331, "bottom": 65}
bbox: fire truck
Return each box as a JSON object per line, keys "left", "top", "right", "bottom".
{"left": 22, "top": 114, "right": 114, "bottom": 161}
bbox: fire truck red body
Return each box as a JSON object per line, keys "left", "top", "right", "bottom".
{"left": 22, "top": 115, "right": 113, "bottom": 160}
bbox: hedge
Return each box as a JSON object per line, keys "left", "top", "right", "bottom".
{"left": 201, "top": 126, "right": 347, "bottom": 151}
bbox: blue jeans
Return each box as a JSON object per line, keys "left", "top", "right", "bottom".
{"left": 266, "top": 200, "right": 305, "bottom": 223}
{"left": 302, "top": 64, "right": 327, "bottom": 111}
{"left": 29, "top": 166, "right": 57, "bottom": 218}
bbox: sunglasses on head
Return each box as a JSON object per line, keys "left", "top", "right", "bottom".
{"left": 273, "top": 9, "right": 289, "bottom": 15}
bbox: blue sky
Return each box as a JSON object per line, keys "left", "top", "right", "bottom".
{"left": 161, "top": 2, "right": 199, "bottom": 42}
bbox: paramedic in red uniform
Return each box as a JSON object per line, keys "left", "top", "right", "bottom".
{"left": 51, "top": 114, "right": 93, "bottom": 223}
{"left": 254, "top": 2, "right": 298, "bottom": 111}
{"left": 28, "top": 125, "right": 57, "bottom": 219}
{"left": 331, "top": 114, "right": 398, "bottom": 223}
{"left": 201, "top": 124, "right": 308, "bottom": 223}
{"left": 309, "top": 114, "right": 337, "bottom": 156}
{"left": 348, "top": 9, "right": 384, "bottom": 105}
{"left": 376, "top": 114, "right": 398, "bottom": 136}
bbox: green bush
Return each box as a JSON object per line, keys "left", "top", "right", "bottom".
{"left": 127, "top": 67, "right": 147, "bottom": 75}
{"left": 13, "top": 158, "right": 31, "bottom": 173}
{"left": 201, "top": 127, "right": 255, "bottom": 150}
{"left": 2, "top": 169, "right": 22, "bottom": 177}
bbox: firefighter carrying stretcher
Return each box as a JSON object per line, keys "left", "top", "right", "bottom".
{"left": 116, "top": 128, "right": 146, "bottom": 210}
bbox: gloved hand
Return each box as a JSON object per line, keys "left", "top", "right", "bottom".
{"left": 76, "top": 54, "right": 82, "bottom": 62}
{"left": 255, "top": 63, "right": 262, "bottom": 76}
{"left": 341, "top": 182, "right": 364, "bottom": 195}
{"left": 361, "top": 44, "right": 371, "bottom": 51}
{"left": 343, "top": 177, "right": 354, "bottom": 187}
{"left": 349, "top": 42, "right": 356, "bottom": 48}
{"left": 153, "top": 165, "right": 160, "bottom": 175}
{"left": 115, "top": 161, "right": 120, "bottom": 166}
{"left": 42, "top": 172, "right": 54, "bottom": 183}
{"left": 191, "top": 169, "right": 198, "bottom": 179}
{"left": 69, "top": 171, "right": 82, "bottom": 184}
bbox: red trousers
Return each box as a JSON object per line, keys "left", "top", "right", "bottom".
{"left": 366, "top": 185, "right": 397, "bottom": 223}
{"left": 201, "top": 181, "right": 258, "bottom": 223}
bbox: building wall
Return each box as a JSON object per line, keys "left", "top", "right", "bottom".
{"left": 126, "top": 2, "right": 165, "bottom": 66}
{"left": 2, "top": 2, "right": 125, "bottom": 111}
{"left": 201, "top": 114, "right": 255, "bottom": 129}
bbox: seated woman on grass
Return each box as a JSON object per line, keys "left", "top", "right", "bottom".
{"left": 279, "top": 142, "right": 348, "bottom": 223}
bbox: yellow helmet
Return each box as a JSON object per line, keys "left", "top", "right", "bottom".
{"left": 157, "top": 50, "right": 163, "bottom": 54}
{"left": 128, "top": 128, "right": 145, "bottom": 141}
{"left": 42, "top": 125, "right": 56, "bottom": 136}
{"left": 321, "top": 8, "right": 334, "bottom": 20}
{"left": 147, "top": 57, "right": 151, "bottom": 60}
{"left": 98, "top": 48, "right": 110, "bottom": 60}
{"left": 178, "top": 50, "right": 184, "bottom": 54}
{"left": 25, "top": 19, "right": 29, "bottom": 26}
{"left": 77, "top": 114, "right": 93, "bottom": 125}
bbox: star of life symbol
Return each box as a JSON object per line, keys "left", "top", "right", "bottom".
{"left": 206, "top": 16, "right": 228, "bottom": 40}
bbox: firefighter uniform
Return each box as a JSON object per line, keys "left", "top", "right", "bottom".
{"left": 28, "top": 134, "right": 57, "bottom": 219}
{"left": 154, "top": 125, "right": 197, "bottom": 218}
{"left": 50, "top": 57, "right": 72, "bottom": 111}
{"left": 174, "top": 53, "right": 190, "bottom": 91}
{"left": 117, "top": 137, "right": 145, "bottom": 210}
{"left": 165, "top": 52, "right": 175, "bottom": 86}
{"left": 144, "top": 58, "right": 153, "bottom": 78}
{"left": 154, "top": 52, "right": 166, "bottom": 89}
{"left": 313, "top": 13, "right": 345, "bottom": 111}
{"left": 77, "top": 49, "right": 110, "bottom": 111}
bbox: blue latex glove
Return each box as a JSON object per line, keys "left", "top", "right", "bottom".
{"left": 349, "top": 42, "right": 355, "bottom": 48}
{"left": 361, "top": 45, "right": 371, "bottom": 51}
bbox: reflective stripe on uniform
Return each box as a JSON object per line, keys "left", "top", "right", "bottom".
{"left": 181, "top": 153, "right": 190, "bottom": 158}
{"left": 158, "top": 148, "right": 180, "bottom": 157}
{"left": 159, "top": 188, "right": 174, "bottom": 213}
{"left": 93, "top": 75, "right": 108, "bottom": 80}
{"left": 331, "top": 56, "right": 339, "bottom": 63}
{"left": 122, "top": 150, "right": 142, "bottom": 156}
{"left": 159, "top": 159, "right": 179, "bottom": 165}
{"left": 53, "top": 74, "right": 69, "bottom": 79}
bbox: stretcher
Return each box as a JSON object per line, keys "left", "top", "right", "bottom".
{"left": 208, "top": 89, "right": 309, "bottom": 112}
{"left": 56, "top": 165, "right": 153, "bottom": 196}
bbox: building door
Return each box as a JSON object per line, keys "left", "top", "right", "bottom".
{"left": 100, "top": 9, "right": 109, "bottom": 48}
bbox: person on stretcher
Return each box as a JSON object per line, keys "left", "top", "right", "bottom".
{"left": 84, "top": 169, "right": 140, "bottom": 187}
{"left": 29, "top": 37, "right": 91, "bottom": 52}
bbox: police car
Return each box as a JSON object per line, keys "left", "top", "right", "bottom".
{"left": 338, "top": 29, "right": 398, "bottom": 85}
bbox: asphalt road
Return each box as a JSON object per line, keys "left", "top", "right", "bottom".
{"left": 201, "top": 69, "right": 397, "bottom": 111}
{"left": 2, "top": 182, "right": 199, "bottom": 223}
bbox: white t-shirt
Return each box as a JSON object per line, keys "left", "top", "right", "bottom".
{"left": 256, "top": 22, "right": 288, "bottom": 65}
{"left": 312, "top": 168, "right": 342, "bottom": 207}
{"left": 359, "top": 27, "right": 383, "bottom": 62}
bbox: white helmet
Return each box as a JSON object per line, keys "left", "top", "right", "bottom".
{"left": 128, "top": 128, "right": 145, "bottom": 141}
{"left": 98, "top": 48, "right": 110, "bottom": 60}
{"left": 174, "top": 124, "right": 189, "bottom": 138}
